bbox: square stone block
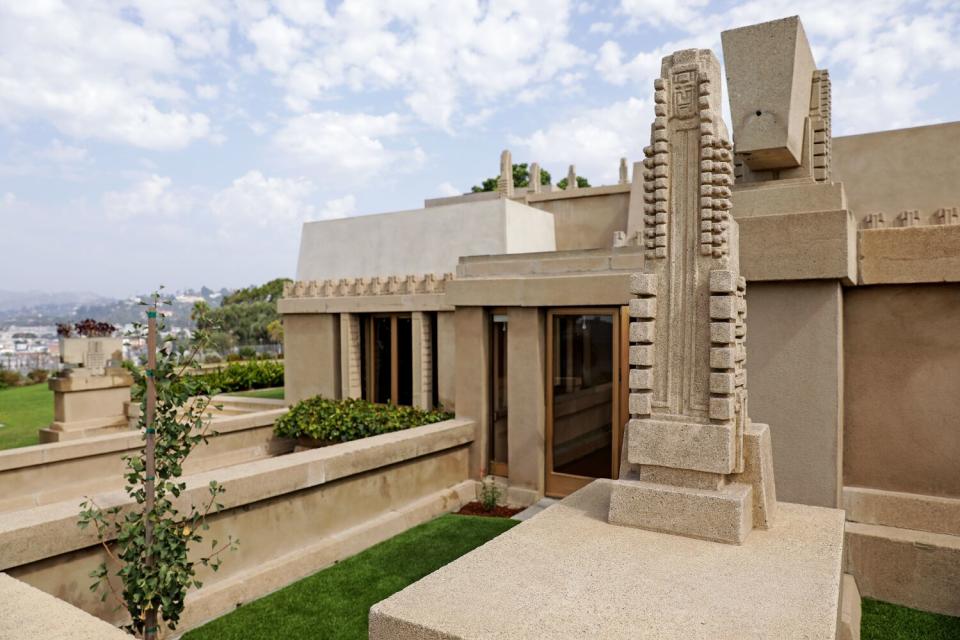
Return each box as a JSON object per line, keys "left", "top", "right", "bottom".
{"left": 628, "top": 418, "right": 735, "bottom": 474}
{"left": 609, "top": 479, "right": 752, "bottom": 544}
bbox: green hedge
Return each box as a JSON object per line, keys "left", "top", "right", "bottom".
{"left": 274, "top": 396, "right": 452, "bottom": 444}
{"left": 193, "top": 360, "right": 284, "bottom": 395}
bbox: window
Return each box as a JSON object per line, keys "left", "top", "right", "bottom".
{"left": 360, "top": 314, "right": 414, "bottom": 406}
{"left": 489, "top": 311, "right": 508, "bottom": 476}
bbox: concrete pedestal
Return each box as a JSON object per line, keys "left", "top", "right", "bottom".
{"left": 38, "top": 369, "right": 132, "bottom": 443}
{"left": 370, "top": 480, "right": 848, "bottom": 640}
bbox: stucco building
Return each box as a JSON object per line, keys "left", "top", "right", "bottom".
{"left": 279, "top": 15, "right": 960, "bottom": 616}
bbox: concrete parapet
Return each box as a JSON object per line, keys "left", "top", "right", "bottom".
{"left": 2, "top": 419, "right": 476, "bottom": 634}
{"left": 845, "top": 520, "right": 960, "bottom": 616}
{"left": 0, "top": 573, "right": 129, "bottom": 639}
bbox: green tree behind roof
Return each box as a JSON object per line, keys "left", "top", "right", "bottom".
{"left": 471, "top": 163, "right": 553, "bottom": 192}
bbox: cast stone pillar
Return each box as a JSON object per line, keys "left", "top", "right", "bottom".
{"left": 340, "top": 313, "right": 362, "bottom": 399}
{"left": 608, "top": 48, "right": 776, "bottom": 545}
{"left": 411, "top": 311, "right": 433, "bottom": 410}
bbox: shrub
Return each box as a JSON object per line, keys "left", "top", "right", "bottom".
{"left": 477, "top": 476, "right": 502, "bottom": 511}
{"left": 225, "top": 353, "right": 243, "bottom": 362}
{"left": 238, "top": 346, "right": 257, "bottom": 360}
{"left": 192, "top": 360, "right": 284, "bottom": 395}
{"left": 274, "top": 396, "right": 453, "bottom": 444}
{"left": 0, "top": 368, "right": 22, "bottom": 389}
{"left": 26, "top": 368, "right": 49, "bottom": 384}
{"left": 203, "top": 353, "right": 222, "bottom": 364}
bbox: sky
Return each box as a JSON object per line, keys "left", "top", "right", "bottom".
{"left": 2, "top": 0, "right": 958, "bottom": 298}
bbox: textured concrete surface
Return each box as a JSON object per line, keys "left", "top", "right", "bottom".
{"left": 0, "top": 573, "right": 129, "bottom": 639}
{"left": 371, "top": 480, "right": 846, "bottom": 639}
{"left": 845, "top": 520, "right": 960, "bottom": 616}
{"left": 840, "top": 574, "right": 862, "bottom": 640}
{"left": 512, "top": 497, "right": 558, "bottom": 521}
{"left": 844, "top": 486, "right": 960, "bottom": 537}
{"left": 608, "top": 479, "right": 752, "bottom": 544}
{"left": 859, "top": 226, "right": 960, "bottom": 285}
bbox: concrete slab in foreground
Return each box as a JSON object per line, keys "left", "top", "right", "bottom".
{"left": 370, "top": 480, "right": 846, "bottom": 640}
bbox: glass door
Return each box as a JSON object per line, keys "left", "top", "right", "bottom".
{"left": 489, "top": 311, "right": 508, "bottom": 477}
{"left": 545, "top": 308, "right": 623, "bottom": 497}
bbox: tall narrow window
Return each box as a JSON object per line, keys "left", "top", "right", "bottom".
{"left": 362, "top": 313, "right": 416, "bottom": 406}
{"left": 489, "top": 312, "right": 509, "bottom": 476}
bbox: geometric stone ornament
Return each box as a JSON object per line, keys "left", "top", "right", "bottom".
{"left": 609, "top": 48, "right": 776, "bottom": 544}
{"left": 497, "top": 149, "right": 514, "bottom": 197}
{"left": 862, "top": 212, "right": 886, "bottom": 229}
{"left": 721, "top": 16, "right": 816, "bottom": 170}
{"left": 566, "top": 164, "right": 579, "bottom": 191}
{"left": 724, "top": 17, "right": 832, "bottom": 184}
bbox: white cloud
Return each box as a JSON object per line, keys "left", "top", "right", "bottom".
{"left": 436, "top": 182, "right": 461, "bottom": 197}
{"left": 598, "top": 1, "right": 960, "bottom": 134}
{"left": 316, "top": 194, "right": 357, "bottom": 220}
{"left": 273, "top": 111, "right": 425, "bottom": 177}
{"left": 210, "top": 170, "right": 316, "bottom": 232}
{"left": 619, "top": 0, "right": 710, "bottom": 28}
{"left": 1, "top": 192, "right": 15, "bottom": 207}
{"left": 589, "top": 22, "right": 614, "bottom": 34}
{"left": 245, "top": 0, "right": 587, "bottom": 129}
{"left": 38, "top": 139, "right": 89, "bottom": 164}
{"left": 103, "top": 175, "right": 193, "bottom": 219}
{"left": 0, "top": 3, "right": 218, "bottom": 150}
{"left": 511, "top": 97, "right": 650, "bottom": 185}
{"left": 196, "top": 84, "right": 221, "bottom": 100}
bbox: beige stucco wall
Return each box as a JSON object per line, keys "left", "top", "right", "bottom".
{"left": 844, "top": 284, "right": 960, "bottom": 498}
{"left": 284, "top": 313, "right": 340, "bottom": 404}
{"left": 832, "top": 122, "right": 960, "bottom": 225}
{"left": 746, "top": 281, "right": 843, "bottom": 508}
{"left": 530, "top": 192, "right": 629, "bottom": 251}
{"left": 296, "top": 199, "right": 555, "bottom": 282}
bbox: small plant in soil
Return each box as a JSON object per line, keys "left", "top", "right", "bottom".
{"left": 477, "top": 474, "right": 502, "bottom": 512}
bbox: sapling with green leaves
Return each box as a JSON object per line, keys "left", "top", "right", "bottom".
{"left": 78, "top": 292, "right": 237, "bottom": 638}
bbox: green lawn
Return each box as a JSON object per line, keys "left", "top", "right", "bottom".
{"left": 227, "top": 387, "right": 284, "bottom": 399}
{"left": 0, "top": 383, "right": 53, "bottom": 450}
{"left": 184, "top": 514, "right": 518, "bottom": 640}
{"left": 863, "top": 598, "right": 960, "bottom": 639}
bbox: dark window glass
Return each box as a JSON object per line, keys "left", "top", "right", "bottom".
{"left": 373, "top": 316, "right": 392, "bottom": 404}
{"left": 490, "top": 314, "right": 509, "bottom": 466}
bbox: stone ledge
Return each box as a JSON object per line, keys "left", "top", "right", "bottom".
{"left": 859, "top": 225, "right": 960, "bottom": 285}
{"left": 279, "top": 293, "right": 452, "bottom": 314}
{"left": 0, "top": 573, "right": 129, "bottom": 639}
{"left": 371, "top": 480, "right": 846, "bottom": 640}
{"left": 845, "top": 520, "right": 960, "bottom": 617}
{"left": 844, "top": 486, "right": 960, "bottom": 537}
{"left": 0, "top": 419, "right": 475, "bottom": 569}
{"left": 0, "top": 407, "right": 287, "bottom": 472}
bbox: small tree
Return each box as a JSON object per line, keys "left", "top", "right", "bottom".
{"left": 79, "top": 293, "right": 236, "bottom": 638}
{"left": 557, "top": 175, "right": 591, "bottom": 190}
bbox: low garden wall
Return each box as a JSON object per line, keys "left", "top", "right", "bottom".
{"left": 0, "top": 418, "right": 476, "bottom": 636}
{"left": 0, "top": 405, "right": 291, "bottom": 513}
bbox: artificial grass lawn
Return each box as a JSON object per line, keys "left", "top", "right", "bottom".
{"left": 227, "top": 386, "right": 284, "bottom": 399}
{"left": 863, "top": 597, "right": 960, "bottom": 640}
{"left": 0, "top": 383, "right": 53, "bottom": 450}
{"left": 184, "top": 514, "right": 518, "bottom": 640}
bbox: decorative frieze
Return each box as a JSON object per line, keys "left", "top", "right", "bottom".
{"left": 810, "top": 69, "right": 831, "bottom": 182}
{"left": 936, "top": 207, "right": 959, "bottom": 225}
{"left": 283, "top": 273, "right": 454, "bottom": 299}
{"left": 897, "top": 210, "right": 921, "bottom": 227}
{"left": 862, "top": 213, "right": 886, "bottom": 229}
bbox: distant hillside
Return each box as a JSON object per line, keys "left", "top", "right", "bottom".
{"left": 0, "top": 290, "right": 110, "bottom": 312}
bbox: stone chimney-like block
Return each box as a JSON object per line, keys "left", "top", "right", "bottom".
{"left": 721, "top": 16, "right": 816, "bottom": 170}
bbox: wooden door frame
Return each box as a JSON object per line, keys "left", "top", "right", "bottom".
{"left": 544, "top": 307, "right": 624, "bottom": 497}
